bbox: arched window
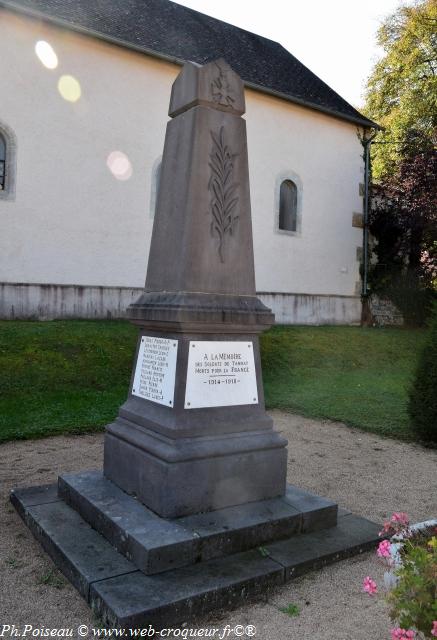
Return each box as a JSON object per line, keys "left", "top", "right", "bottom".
{"left": 279, "top": 179, "right": 297, "bottom": 232}
{"left": 0, "top": 133, "right": 5, "bottom": 191}
{"left": 0, "top": 122, "right": 17, "bottom": 200}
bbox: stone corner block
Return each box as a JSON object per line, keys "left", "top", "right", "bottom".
{"left": 169, "top": 58, "right": 245, "bottom": 118}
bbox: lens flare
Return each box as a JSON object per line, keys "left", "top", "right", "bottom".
{"left": 106, "top": 151, "right": 133, "bottom": 181}
{"left": 57, "top": 75, "right": 81, "bottom": 102}
{"left": 35, "top": 40, "right": 58, "bottom": 69}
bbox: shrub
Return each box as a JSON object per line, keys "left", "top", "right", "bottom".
{"left": 387, "top": 526, "right": 437, "bottom": 638}
{"left": 363, "top": 512, "right": 437, "bottom": 639}
{"left": 408, "top": 300, "right": 437, "bottom": 444}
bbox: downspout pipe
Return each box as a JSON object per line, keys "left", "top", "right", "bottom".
{"left": 362, "top": 129, "right": 378, "bottom": 298}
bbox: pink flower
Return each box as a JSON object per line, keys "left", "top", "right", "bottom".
{"left": 379, "top": 512, "right": 410, "bottom": 537}
{"left": 391, "top": 629, "right": 416, "bottom": 639}
{"left": 379, "top": 520, "right": 393, "bottom": 536}
{"left": 391, "top": 512, "right": 409, "bottom": 527}
{"left": 363, "top": 576, "right": 377, "bottom": 595}
{"left": 377, "top": 539, "right": 392, "bottom": 558}
{"left": 431, "top": 621, "right": 437, "bottom": 637}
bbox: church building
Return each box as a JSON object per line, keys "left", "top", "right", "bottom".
{"left": 0, "top": 0, "right": 378, "bottom": 323}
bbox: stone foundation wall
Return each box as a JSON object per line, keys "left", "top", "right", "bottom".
{"left": 369, "top": 294, "right": 403, "bottom": 326}
{"left": 260, "top": 292, "right": 362, "bottom": 325}
{"left": 0, "top": 283, "right": 362, "bottom": 325}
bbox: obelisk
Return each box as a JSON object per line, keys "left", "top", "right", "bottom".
{"left": 12, "top": 58, "right": 380, "bottom": 630}
{"left": 104, "top": 59, "right": 288, "bottom": 517}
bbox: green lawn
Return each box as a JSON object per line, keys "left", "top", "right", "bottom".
{"left": 261, "top": 325, "right": 425, "bottom": 439}
{"left": 0, "top": 321, "right": 426, "bottom": 443}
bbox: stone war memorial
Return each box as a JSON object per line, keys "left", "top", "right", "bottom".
{"left": 11, "top": 60, "right": 381, "bottom": 629}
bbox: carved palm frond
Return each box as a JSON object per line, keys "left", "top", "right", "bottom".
{"left": 208, "top": 126, "right": 239, "bottom": 262}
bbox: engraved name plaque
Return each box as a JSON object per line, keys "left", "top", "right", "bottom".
{"left": 185, "top": 341, "right": 258, "bottom": 409}
{"left": 132, "top": 336, "right": 178, "bottom": 407}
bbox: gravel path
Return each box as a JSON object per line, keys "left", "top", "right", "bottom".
{"left": 1, "top": 411, "right": 436, "bottom": 640}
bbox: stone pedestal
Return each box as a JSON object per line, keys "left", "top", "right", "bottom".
{"left": 11, "top": 477, "right": 382, "bottom": 629}
{"left": 103, "top": 59, "right": 287, "bottom": 517}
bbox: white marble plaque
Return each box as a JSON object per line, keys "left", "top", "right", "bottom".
{"left": 184, "top": 341, "right": 258, "bottom": 409}
{"left": 132, "top": 336, "right": 178, "bottom": 407}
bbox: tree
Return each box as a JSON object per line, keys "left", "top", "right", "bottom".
{"left": 364, "top": 0, "right": 437, "bottom": 178}
{"left": 368, "top": 146, "right": 437, "bottom": 324}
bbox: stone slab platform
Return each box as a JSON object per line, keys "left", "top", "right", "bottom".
{"left": 57, "top": 470, "right": 337, "bottom": 575}
{"left": 11, "top": 483, "right": 381, "bottom": 629}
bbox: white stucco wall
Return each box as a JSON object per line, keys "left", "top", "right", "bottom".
{"left": 0, "top": 10, "right": 364, "bottom": 304}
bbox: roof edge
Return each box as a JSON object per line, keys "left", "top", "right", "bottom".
{"left": 243, "top": 81, "right": 380, "bottom": 130}
{"left": 0, "top": 0, "right": 381, "bottom": 130}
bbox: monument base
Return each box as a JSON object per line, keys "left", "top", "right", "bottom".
{"left": 104, "top": 422, "right": 287, "bottom": 518}
{"left": 58, "top": 471, "right": 337, "bottom": 574}
{"left": 102, "top": 328, "right": 288, "bottom": 518}
{"left": 11, "top": 474, "right": 382, "bottom": 629}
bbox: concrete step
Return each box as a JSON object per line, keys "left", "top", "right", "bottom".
{"left": 58, "top": 470, "right": 337, "bottom": 574}
{"left": 11, "top": 482, "right": 381, "bottom": 629}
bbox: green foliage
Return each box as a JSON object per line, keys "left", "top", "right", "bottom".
{"left": 38, "top": 568, "right": 66, "bottom": 589}
{"left": 5, "top": 557, "right": 21, "bottom": 569}
{"left": 364, "top": 2, "right": 437, "bottom": 321}
{"left": 363, "top": 0, "right": 437, "bottom": 178}
{"left": 279, "top": 603, "right": 300, "bottom": 618}
{"left": 368, "top": 147, "right": 437, "bottom": 325}
{"left": 408, "top": 300, "right": 437, "bottom": 442}
{"left": 388, "top": 530, "right": 437, "bottom": 638}
{"left": 369, "top": 268, "right": 436, "bottom": 327}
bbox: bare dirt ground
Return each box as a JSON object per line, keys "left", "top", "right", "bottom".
{"left": 1, "top": 411, "right": 436, "bottom": 640}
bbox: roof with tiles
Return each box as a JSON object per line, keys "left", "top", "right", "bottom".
{"left": 0, "top": 0, "right": 378, "bottom": 128}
